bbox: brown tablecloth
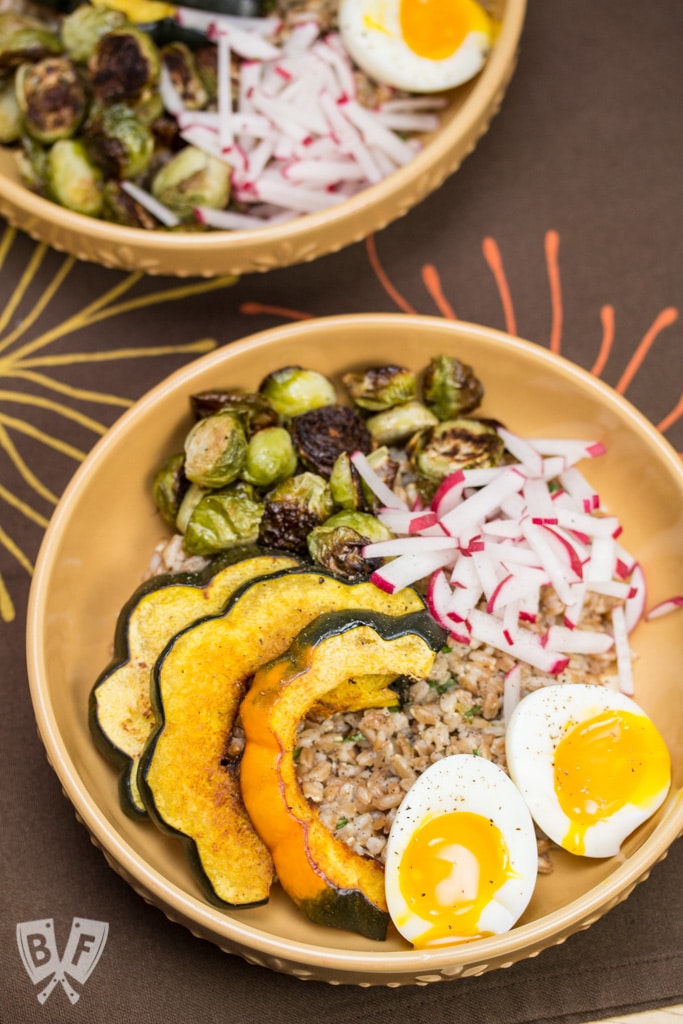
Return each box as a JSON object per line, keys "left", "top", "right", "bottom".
{"left": 2, "top": 1, "right": 682, "bottom": 1020}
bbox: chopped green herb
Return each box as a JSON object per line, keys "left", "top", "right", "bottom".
{"left": 343, "top": 731, "right": 365, "bottom": 743}
{"left": 292, "top": 746, "right": 302, "bottom": 760}
{"left": 336, "top": 817, "right": 349, "bottom": 829}
{"left": 463, "top": 704, "right": 483, "bottom": 720}
{"left": 428, "top": 676, "right": 457, "bottom": 696}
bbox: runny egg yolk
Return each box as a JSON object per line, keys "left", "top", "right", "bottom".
{"left": 397, "top": 810, "right": 515, "bottom": 947}
{"left": 553, "top": 709, "right": 671, "bottom": 856}
{"left": 399, "top": 0, "right": 491, "bottom": 61}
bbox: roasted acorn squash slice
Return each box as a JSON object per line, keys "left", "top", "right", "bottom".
{"left": 138, "top": 568, "right": 429, "bottom": 908}
{"left": 89, "top": 548, "right": 300, "bottom": 816}
{"left": 240, "top": 609, "right": 445, "bottom": 940}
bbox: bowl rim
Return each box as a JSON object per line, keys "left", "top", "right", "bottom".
{"left": 0, "top": 1, "right": 527, "bottom": 274}
{"left": 25, "top": 313, "right": 683, "bottom": 978}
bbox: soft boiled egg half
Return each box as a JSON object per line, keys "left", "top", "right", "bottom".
{"left": 338, "top": 0, "right": 494, "bottom": 94}
{"left": 506, "top": 683, "right": 671, "bottom": 859}
{"left": 384, "top": 754, "right": 538, "bottom": 948}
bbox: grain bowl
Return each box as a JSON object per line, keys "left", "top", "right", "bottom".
{"left": 0, "top": 0, "right": 525, "bottom": 277}
{"left": 26, "top": 314, "right": 683, "bottom": 985}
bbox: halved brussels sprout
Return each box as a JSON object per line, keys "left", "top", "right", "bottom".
{"left": 0, "top": 75, "right": 21, "bottom": 144}
{"left": 242, "top": 426, "right": 298, "bottom": 488}
{"left": 408, "top": 418, "right": 505, "bottom": 481}
{"left": 61, "top": 4, "right": 128, "bottom": 63}
{"left": 289, "top": 404, "right": 372, "bottom": 478}
{"left": 152, "top": 451, "right": 188, "bottom": 527}
{"left": 151, "top": 144, "right": 230, "bottom": 218}
{"left": 183, "top": 481, "right": 264, "bottom": 555}
{"left": 88, "top": 24, "right": 160, "bottom": 106}
{"left": 258, "top": 366, "right": 337, "bottom": 419}
{"left": 258, "top": 471, "right": 334, "bottom": 553}
{"left": 365, "top": 399, "right": 438, "bottom": 446}
{"left": 423, "top": 354, "right": 484, "bottom": 420}
{"left": 15, "top": 56, "right": 88, "bottom": 144}
{"left": 0, "top": 14, "right": 62, "bottom": 72}
{"left": 84, "top": 102, "right": 154, "bottom": 179}
{"left": 161, "top": 41, "right": 208, "bottom": 110}
{"left": 189, "top": 387, "right": 278, "bottom": 433}
{"left": 101, "top": 179, "right": 159, "bottom": 227}
{"left": 307, "top": 510, "right": 392, "bottom": 580}
{"left": 183, "top": 409, "right": 247, "bottom": 488}
{"left": 341, "top": 364, "right": 417, "bottom": 412}
{"left": 45, "top": 138, "right": 104, "bottom": 215}
{"left": 329, "top": 446, "right": 398, "bottom": 511}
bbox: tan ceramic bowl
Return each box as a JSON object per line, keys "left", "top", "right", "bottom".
{"left": 0, "top": 1, "right": 525, "bottom": 277}
{"left": 26, "top": 314, "right": 683, "bottom": 986}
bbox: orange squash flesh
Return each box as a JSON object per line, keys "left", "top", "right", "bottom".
{"left": 240, "top": 612, "right": 442, "bottom": 939}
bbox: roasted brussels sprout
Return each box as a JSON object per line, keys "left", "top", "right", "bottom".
{"left": 88, "top": 24, "right": 161, "bottom": 106}
{"left": 341, "top": 364, "right": 417, "bottom": 412}
{"left": 258, "top": 471, "right": 334, "bottom": 553}
{"left": 193, "top": 44, "right": 218, "bottom": 105}
{"left": 289, "top": 404, "right": 372, "bottom": 478}
{"left": 101, "top": 178, "right": 159, "bottom": 227}
{"left": 152, "top": 451, "right": 188, "bottom": 527}
{"left": 15, "top": 56, "right": 88, "bottom": 144}
{"left": 84, "top": 102, "right": 154, "bottom": 178}
{"left": 0, "top": 75, "right": 21, "bottom": 144}
{"left": 242, "top": 426, "right": 298, "bottom": 488}
{"left": 329, "top": 446, "right": 398, "bottom": 511}
{"left": 365, "top": 400, "right": 438, "bottom": 446}
{"left": 408, "top": 418, "right": 505, "bottom": 481}
{"left": 60, "top": 4, "right": 128, "bottom": 63}
{"left": 259, "top": 366, "right": 337, "bottom": 419}
{"left": 183, "top": 409, "right": 247, "bottom": 488}
{"left": 189, "top": 387, "right": 278, "bottom": 433}
{"left": 45, "top": 138, "right": 104, "bottom": 215}
{"left": 151, "top": 144, "right": 230, "bottom": 218}
{"left": 0, "top": 14, "right": 62, "bottom": 73}
{"left": 307, "top": 511, "right": 392, "bottom": 580}
{"left": 423, "top": 354, "right": 484, "bottom": 420}
{"left": 161, "top": 41, "right": 208, "bottom": 110}
{"left": 15, "top": 132, "right": 47, "bottom": 190}
{"left": 183, "top": 481, "right": 264, "bottom": 555}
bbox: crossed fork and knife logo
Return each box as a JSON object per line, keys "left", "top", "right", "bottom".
{"left": 16, "top": 918, "right": 109, "bottom": 1005}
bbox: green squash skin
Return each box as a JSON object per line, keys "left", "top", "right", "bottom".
{"left": 88, "top": 545, "right": 301, "bottom": 820}
{"left": 137, "top": 568, "right": 445, "bottom": 912}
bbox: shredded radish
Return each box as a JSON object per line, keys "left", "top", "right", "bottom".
{"left": 155, "top": 15, "right": 441, "bottom": 228}
{"left": 645, "top": 595, "right": 683, "bottom": 620}
{"left": 119, "top": 181, "right": 180, "bottom": 227}
{"left": 353, "top": 428, "right": 650, "bottom": 688}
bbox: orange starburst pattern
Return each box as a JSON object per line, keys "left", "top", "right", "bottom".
{"left": 0, "top": 226, "right": 236, "bottom": 623}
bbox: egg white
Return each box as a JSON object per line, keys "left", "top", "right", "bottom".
{"left": 505, "top": 683, "right": 671, "bottom": 859}
{"left": 384, "top": 754, "right": 538, "bottom": 947}
{"left": 338, "top": 0, "right": 493, "bottom": 94}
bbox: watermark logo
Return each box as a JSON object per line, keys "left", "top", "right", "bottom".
{"left": 16, "top": 918, "right": 109, "bottom": 1005}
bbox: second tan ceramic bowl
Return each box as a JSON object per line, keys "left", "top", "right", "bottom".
{"left": 0, "top": 1, "right": 525, "bottom": 277}
{"left": 26, "top": 315, "right": 683, "bottom": 985}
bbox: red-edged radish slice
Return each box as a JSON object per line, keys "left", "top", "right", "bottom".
{"left": 543, "top": 624, "right": 614, "bottom": 655}
{"left": 623, "top": 563, "right": 646, "bottom": 632}
{"left": 498, "top": 426, "right": 545, "bottom": 477}
{"left": 439, "top": 467, "right": 525, "bottom": 538}
{"left": 644, "top": 595, "right": 683, "bottom": 620}
{"left": 370, "top": 547, "right": 456, "bottom": 594}
{"left": 611, "top": 604, "right": 634, "bottom": 695}
{"left": 120, "top": 182, "right": 180, "bottom": 227}
{"left": 350, "top": 450, "right": 408, "bottom": 510}
{"left": 503, "top": 664, "right": 522, "bottom": 722}
{"left": 468, "top": 610, "right": 570, "bottom": 674}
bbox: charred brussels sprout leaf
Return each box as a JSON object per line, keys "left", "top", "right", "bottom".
{"left": 289, "top": 405, "right": 372, "bottom": 478}
{"left": 84, "top": 103, "right": 154, "bottom": 179}
{"left": 60, "top": 4, "right": 128, "bottom": 63}
{"left": 152, "top": 451, "right": 188, "bottom": 528}
{"left": 0, "top": 14, "right": 62, "bottom": 73}
{"left": 183, "top": 482, "right": 264, "bottom": 555}
{"left": 242, "top": 426, "right": 298, "bottom": 488}
{"left": 15, "top": 56, "right": 88, "bottom": 144}
{"left": 307, "top": 511, "right": 392, "bottom": 580}
{"left": 423, "top": 354, "right": 484, "bottom": 420}
{"left": 88, "top": 25, "right": 160, "bottom": 107}
{"left": 408, "top": 418, "right": 505, "bottom": 480}
{"left": 258, "top": 472, "right": 334, "bottom": 553}
{"left": 259, "top": 366, "right": 336, "bottom": 419}
{"left": 341, "top": 364, "right": 417, "bottom": 412}
{"left": 184, "top": 409, "right": 247, "bottom": 488}
{"left": 45, "top": 138, "right": 104, "bottom": 215}
{"left": 190, "top": 388, "right": 278, "bottom": 433}
{"left": 365, "top": 400, "right": 438, "bottom": 446}
{"left": 151, "top": 144, "right": 230, "bottom": 218}
{"left": 161, "top": 41, "right": 208, "bottom": 110}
